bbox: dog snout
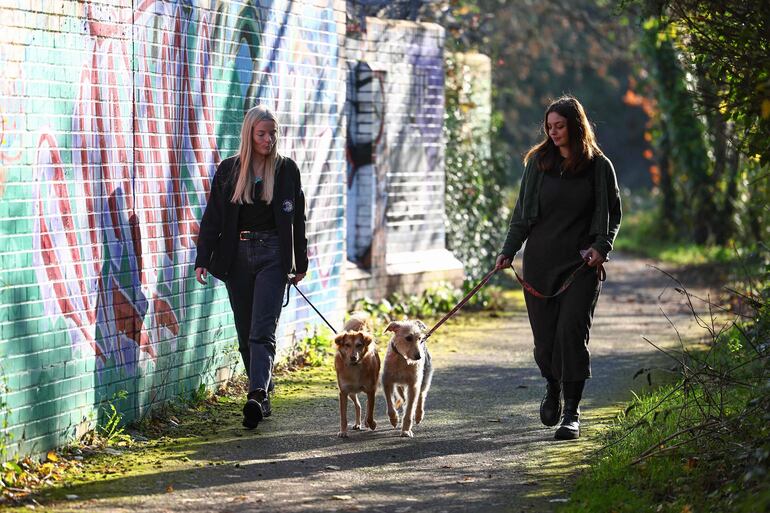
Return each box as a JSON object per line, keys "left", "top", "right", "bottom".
{"left": 350, "top": 356, "right": 359, "bottom": 364}
{"left": 412, "top": 351, "right": 421, "bottom": 360}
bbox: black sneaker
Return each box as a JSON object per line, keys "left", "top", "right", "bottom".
{"left": 242, "top": 393, "right": 265, "bottom": 429}
{"left": 540, "top": 380, "right": 562, "bottom": 427}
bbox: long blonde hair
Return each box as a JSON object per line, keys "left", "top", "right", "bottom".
{"left": 231, "top": 105, "right": 280, "bottom": 204}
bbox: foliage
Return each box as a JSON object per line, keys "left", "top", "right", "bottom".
{"left": 351, "top": 280, "right": 507, "bottom": 326}
{"left": 622, "top": 0, "right": 770, "bottom": 246}
{"left": 80, "top": 390, "right": 132, "bottom": 449}
{"left": 0, "top": 450, "right": 83, "bottom": 504}
{"left": 444, "top": 54, "right": 510, "bottom": 280}
{"left": 563, "top": 253, "right": 770, "bottom": 512}
{"left": 614, "top": 192, "right": 738, "bottom": 265}
{"left": 275, "top": 326, "right": 334, "bottom": 373}
{"left": 626, "top": 0, "right": 770, "bottom": 166}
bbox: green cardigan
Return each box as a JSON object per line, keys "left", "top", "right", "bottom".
{"left": 500, "top": 153, "right": 622, "bottom": 258}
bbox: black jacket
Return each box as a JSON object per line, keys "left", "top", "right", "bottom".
{"left": 195, "top": 155, "right": 309, "bottom": 281}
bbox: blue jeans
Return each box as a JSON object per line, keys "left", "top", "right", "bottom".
{"left": 225, "top": 231, "right": 287, "bottom": 394}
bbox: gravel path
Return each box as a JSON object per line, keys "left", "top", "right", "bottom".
{"left": 43, "top": 254, "right": 715, "bottom": 513}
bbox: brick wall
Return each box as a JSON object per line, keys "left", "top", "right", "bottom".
{"left": 0, "top": 0, "right": 346, "bottom": 459}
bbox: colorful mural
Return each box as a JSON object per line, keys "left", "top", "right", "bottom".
{"left": 0, "top": 0, "right": 346, "bottom": 457}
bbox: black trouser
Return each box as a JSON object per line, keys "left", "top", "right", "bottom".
{"left": 225, "top": 232, "right": 287, "bottom": 395}
{"left": 524, "top": 268, "right": 601, "bottom": 382}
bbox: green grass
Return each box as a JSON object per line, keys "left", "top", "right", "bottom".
{"left": 614, "top": 204, "right": 738, "bottom": 265}
{"left": 561, "top": 317, "right": 770, "bottom": 513}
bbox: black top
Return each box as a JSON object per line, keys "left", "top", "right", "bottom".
{"left": 238, "top": 181, "right": 276, "bottom": 232}
{"left": 523, "top": 158, "right": 596, "bottom": 296}
{"left": 195, "top": 155, "right": 308, "bottom": 280}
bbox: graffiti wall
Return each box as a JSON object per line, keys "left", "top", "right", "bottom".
{"left": 0, "top": 0, "right": 346, "bottom": 458}
{"left": 346, "top": 19, "right": 447, "bottom": 256}
{"left": 344, "top": 18, "right": 463, "bottom": 303}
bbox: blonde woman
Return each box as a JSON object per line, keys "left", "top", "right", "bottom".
{"left": 195, "top": 105, "right": 308, "bottom": 429}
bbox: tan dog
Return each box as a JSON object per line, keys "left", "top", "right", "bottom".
{"left": 382, "top": 319, "right": 433, "bottom": 437}
{"left": 333, "top": 312, "right": 380, "bottom": 438}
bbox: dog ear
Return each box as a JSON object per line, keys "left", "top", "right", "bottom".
{"left": 385, "top": 321, "right": 400, "bottom": 333}
{"left": 361, "top": 333, "right": 374, "bottom": 346}
{"left": 333, "top": 333, "right": 346, "bottom": 346}
{"left": 415, "top": 320, "right": 427, "bottom": 331}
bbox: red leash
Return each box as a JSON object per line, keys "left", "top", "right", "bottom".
{"left": 422, "top": 259, "right": 607, "bottom": 340}
{"left": 510, "top": 261, "right": 605, "bottom": 299}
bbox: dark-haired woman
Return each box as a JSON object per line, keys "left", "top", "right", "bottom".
{"left": 496, "top": 96, "right": 621, "bottom": 440}
{"left": 195, "top": 105, "right": 308, "bottom": 430}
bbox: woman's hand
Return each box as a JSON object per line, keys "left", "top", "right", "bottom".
{"left": 291, "top": 272, "right": 306, "bottom": 284}
{"left": 582, "top": 248, "right": 606, "bottom": 268}
{"left": 495, "top": 254, "right": 512, "bottom": 270}
{"left": 195, "top": 267, "right": 208, "bottom": 285}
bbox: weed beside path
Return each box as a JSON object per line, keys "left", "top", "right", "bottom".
{"left": 2, "top": 253, "right": 715, "bottom": 513}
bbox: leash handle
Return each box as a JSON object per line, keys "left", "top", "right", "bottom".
{"left": 291, "top": 282, "right": 339, "bottom": 334}
{"left": 510, "top": 260, "right": 605, "bottom": 299}
{"left": 424, "top": 267, "right": 498, "bottom": 340}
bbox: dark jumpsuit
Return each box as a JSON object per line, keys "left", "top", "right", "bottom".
{"left": 522, "top": 159, "right": 601, "bottom": 382}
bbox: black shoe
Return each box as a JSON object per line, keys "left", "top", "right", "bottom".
{"left": 261, "top": 393, "right": 272, "bottom": 418}
{"left": 554, "top": 401, "right": 580, "bottom": 440}
{"left": 242, "top": 391, "right": 266, "bottom": 429}
{"left": 539, "top": 380, "right": 561, "bottom": 427}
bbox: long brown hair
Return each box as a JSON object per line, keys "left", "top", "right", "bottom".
{"left": 524, "top": 96, "right": 602, "bottom": 174}
{"left": 231, "top": 105, "right": 280, "bottom": 204}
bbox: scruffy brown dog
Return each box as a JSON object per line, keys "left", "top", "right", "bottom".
{"left": 382, "top": 319, "right": 434, "bottom": 438}
{"left": 333, "top": 312, "right": 380, "bottom": 438}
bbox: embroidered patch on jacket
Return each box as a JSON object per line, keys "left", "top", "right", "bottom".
{"left": 281, "top": 199, "right": 294, "bottom": 213}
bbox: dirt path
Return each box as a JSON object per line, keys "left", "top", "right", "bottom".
{"left": 33, "top": 254, "right": 715, "bottom": 513}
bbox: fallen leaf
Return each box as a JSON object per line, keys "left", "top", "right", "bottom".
{"left": 332, "top": 495, "right": 353, "bottom": 501}
{"left": 325, "top": 465, "right": 341, "bottom": 471}
{"left": 487, "top": 418, "right": 502, "bottom": 423}
{"left": 65, "top": 494, "right": 79, "bottom": 500}
{"left": 165, "top": 484, "right": 174, "bottom": 493}
{"left": 46, "top": 451, "right": 59, "bottom": 463}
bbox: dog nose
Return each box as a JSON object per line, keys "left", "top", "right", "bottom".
{"left": 350, "top": 357, "right": 359, "bottom": 363}
{"left": 413, "top": 353, "right": 421, "bottom": 360}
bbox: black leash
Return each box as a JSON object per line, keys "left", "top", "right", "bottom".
{"left": 284, "top": 279, "right": 339, "bottom": 334}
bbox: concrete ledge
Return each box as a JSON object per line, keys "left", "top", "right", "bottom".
{"left": 346, "top": 250, "right": 465, "bottom": 303}
{"left": 385, "top": 249, "right": 465, "bottom": 296}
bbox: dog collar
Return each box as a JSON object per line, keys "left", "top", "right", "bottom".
{"left": 389, "top": 340, "right": 405, "bottom": 359}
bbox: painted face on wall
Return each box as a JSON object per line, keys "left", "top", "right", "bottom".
{"left": 546, "top": 111, "right": 569, "bottom": 150}
{"left": 252, "top": 120, "right": 277, "bottom": 157}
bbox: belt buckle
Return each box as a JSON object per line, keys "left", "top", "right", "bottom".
{"left": 239, "top": 231, "right": 249, "bottom": 241}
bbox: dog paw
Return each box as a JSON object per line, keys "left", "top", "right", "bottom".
{"left": 337, "top": 430, "right": 349, "bottom": 438}
{"left": 352, "top": 424, "right": 362, "bottom": 431}
{"left": 400, "top": 429, "right": 414, "bottom": 438}
{"left": 415, "top": 411, "right": 424, "bottom": 425}
{"left": 388, "top": 411, "right": 399, "bottom": 428}
{"left": 366, "top": 418, "right": 377, "bottom": 431}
